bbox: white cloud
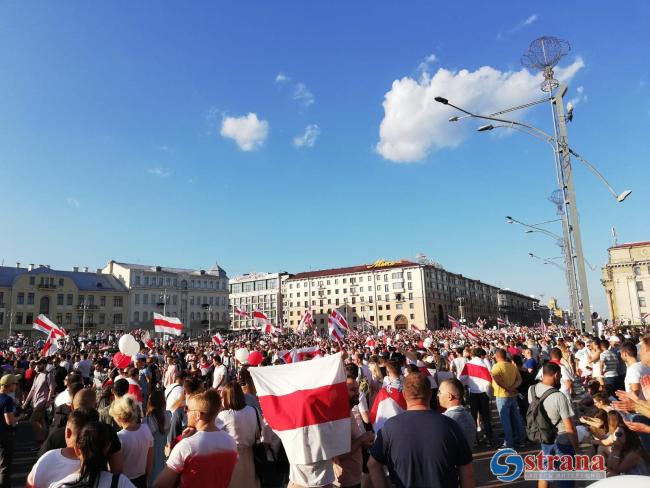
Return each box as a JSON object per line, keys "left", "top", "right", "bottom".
{"left": 275, "top": 73, "right": 290, "bottom": 84}
{"left": 147, "top": 167, "right": 172, "bottom": 177}
{"left": 523, "top": 14, "right": 538, "bottom": 25}
{"left": 376, "top": 57, "right": 585, "bottom": 163}
{"left": 417, "top": 53, "right": 438, "bottom": 75}
{"left": 66, "top": 197, "right": 80, "bottom": 208}
{"left": 568, "top": 85, "right": 587, "bottom": 108}
{"left": 293, "top": 82, "right": 315, "bottom": 107}
{"left": 293, "top": 124, "right": 321, "bottom": 148}
{"left": 220, "top": 113, "right": 269, "bottom": 151}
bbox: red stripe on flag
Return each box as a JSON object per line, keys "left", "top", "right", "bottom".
{"left": 461, "top": 362, "right": 492, "bottom": 382}
{"left": 153, "top": 319, "right": 183, "bottom": 330}
{"left": 258, "top": 382, "right": 349, "bottom": 431}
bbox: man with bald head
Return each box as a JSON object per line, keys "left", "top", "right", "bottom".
{"left": 37, "top": 388, "right": 123, "bottom": 473}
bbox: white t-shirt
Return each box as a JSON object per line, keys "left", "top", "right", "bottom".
{"left": 575, "top": 348, "right": 591, "bottom": 377}
{"left": 289, "top": 459, "right": 335, "bottom": 487}
{"left": 27, "top": 449, "right": 80, "bottom": 488}
{"left": 49, "top": 472, "right": 135, "bottom": 488}
{"left": 116, "top": 424, "right": 154, "bottom": 479}
{"left": 165, "top": 383, "right": 184, "bottom": 412}
{"left": 624, "top": 362, "right": 650, "bottom": 399}
{"left": 76, "top": 359, "right": 92, "bottom": 379}
{"left": 212, "top": 364, "right": 227, "bottom": 389}
{"left": 536, "top": 363, "right": 574, "bottom": 400}
{"left": 451, "top": 357, "right": 467, "bottom": 378}
{"left": 167, "top": 430, "right": 237, "bottom": 488}
{"left": 54, "top": 390, "right": 71, "bottom": 408}
{"left": 215, "top": 406, "right": 258, "bottom": 448}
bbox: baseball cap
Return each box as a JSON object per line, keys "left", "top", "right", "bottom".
{"left": 0, "top": 374, "right": 20, "bottom": 386}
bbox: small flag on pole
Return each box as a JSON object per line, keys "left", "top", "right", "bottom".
{"left": 212, "top": 332, "right": 224, "bottom": 346}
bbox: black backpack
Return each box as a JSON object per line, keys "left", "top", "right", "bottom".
{"left": 526, "top": 385, "right": 561, "bottom": 444}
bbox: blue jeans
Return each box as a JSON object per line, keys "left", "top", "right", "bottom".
{"left": 495, "top": 396, "right": 525, "bottom": 448}
{"left": 540, "top": 443, "right": 575, "bottom": 488}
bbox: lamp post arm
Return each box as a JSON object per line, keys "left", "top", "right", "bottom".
{"left": 568, "top": 148, "right": 619, "bottom": 199}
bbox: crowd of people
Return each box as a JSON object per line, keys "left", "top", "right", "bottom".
{"left": 0, "top": 322, "right": 649, "bottom": 488}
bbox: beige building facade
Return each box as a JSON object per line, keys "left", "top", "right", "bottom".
{"left": 601, "top": 241, "right": 650, "bottom": 324}
{"left": 229, "top": 272, "right": 290, "bottom": 330}
{"left": 282, "top": 259, "right": 502, "bottom": 331}
{"left": 0, "top": 263, "right": 129, "bottom": 337}
{"left": 102, "top": 261, "right": 229, "bottom": 332}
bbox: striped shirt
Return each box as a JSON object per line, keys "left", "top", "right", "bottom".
{"left": 600, "top": 349, "right": 620, "bottom": 377}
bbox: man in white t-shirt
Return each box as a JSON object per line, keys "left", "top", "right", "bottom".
{"left": 164, "top": 372, "right": 185, "bottom": 412}
{"left": 212, "top": 355, "right": 228, "bottom": 390}
{"left": 536, "top": 348, "right": 574, "bottom": 401}
{"left": 152, "top": 390, "right": 237, "bottom": 488}
{"left": 26, "top": 409, "right": 94, "bottom": 488}
{"left": 76, "top": 353, "right": 93, "bottom": 386}
{"left": 574, "top": 340, "right": 591, "bottom": 379}
{"left": 621, "top": 341, "right": 650, "bottom": 400}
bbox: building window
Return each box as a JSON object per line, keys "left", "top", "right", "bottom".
{"left": 639, "top": 297, "right": 646, "bottom": 308}
{"left": 29, "top": 276, "right": 35, "bottom": 285}
{"left": 99, "top": 313, "right": 105, "bottom": 325}
{"left": 113, "top": 314, "right": 123, "bottom": 325}
{"left": 135, "top": 294, "right": 140, "bottom": 305}
{"left": 410, "top": 314, "right": 415, "bottom": 319}
{"left": 173, "top": 295, "right": 177, "bottom": 305}
{"left": 396, "top": 303, "right": 403, "bottom": 309}
{"left": 16, "top": 312, "right": 23, "bottom": 324}
{"left": 636, "top": 282, "right": 644, "bottom": 291}
{"left": 113, "top": 297, "right": 123, "bottom": 307}
{"left": 134, "top": 311, "right": 139, "bottom": 322}
{"left": 144, "top": 276, "right": 149, "bottom": 286}
{"left": 57, "top": 294, "right": 64, "bottom": 306}
{"left": 56, "top": 313, "right": 63, "bottom": 324}
{"left": 143, "top": 294, "right": 149, "bottom": 305}
{"left": 17, "top": 293, "right": 24, "bottom": 304}
{"left": 634, "top": 266, "right": 641, "bottom": 275}
{"left": 409, "top": 303, "right": 415, "bottom": 309}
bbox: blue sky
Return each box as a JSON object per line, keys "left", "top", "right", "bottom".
{"left": 1, "top": 1, "right": 649, "bottom": 315}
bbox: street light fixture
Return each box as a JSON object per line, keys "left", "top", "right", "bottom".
{"left": 435, "top": 36, "right": 633, "bottom": 332}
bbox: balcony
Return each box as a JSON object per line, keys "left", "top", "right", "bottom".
{"left": 38, "top": 284, "right": 57, "bottom": 290}
{"left": 77, "top": 304, "right": 99, "bottom": 311}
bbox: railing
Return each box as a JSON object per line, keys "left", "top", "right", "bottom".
{"left": 38, "top": 284, "right": 57, "bottom": 289}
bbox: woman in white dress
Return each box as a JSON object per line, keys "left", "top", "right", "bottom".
{"left": 215, "top": 382, "right": 261, "bottom": 488}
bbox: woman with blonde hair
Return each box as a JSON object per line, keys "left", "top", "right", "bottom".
{"left": 216, "top": 382, "right": 260, "bottom": 488}
{"left": 110, "top": 395, "right": 153, "bottom": 488}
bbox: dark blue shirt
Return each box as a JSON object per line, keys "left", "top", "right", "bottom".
{"left": 524, "top": 358, "right": 538, "bottom": 372}
{"left": 0, "top": 393, "right": 15, "bottom": 432}
{"left": 370, "top": 410, "right": 472, "bottom": 488}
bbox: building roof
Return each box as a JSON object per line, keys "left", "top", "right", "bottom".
{"left": 287, "top": 260, "right": 422, "bottom": 280}
{"left": 610, "top": 241, "right": 650, "bottom": 250}
{"left": 0, "top": 266, "right": 129, "bottom": 292}
{"left": 113, "top": 261, "right": 228, "bottom": 278}
{"left": 498, "top": 288, "right": 540, "bottom": 302}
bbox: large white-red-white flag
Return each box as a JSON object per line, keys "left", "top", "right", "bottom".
{"left": 249, "top": 352, "right": 351, "bottom": 464}
{"left": 252, "top": 310, "right": 276, "bottom": 334}
{"left": 153, "top": 313, "right": 183, "bottom": 336}
{"left": 540, "top": 318, "right": 548, "bottom": 334}
{"left": 370, "top": 385, "right": 406, "bottom": 432}
{"left": 33, "top": 314, "right": 67, "bottom": 338}
{"left": 330, "top": 309, "right": 350, "bottom": 331}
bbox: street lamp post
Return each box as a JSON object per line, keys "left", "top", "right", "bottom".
{"left": 457, "top": 297, "right": 466, "bottom": 324}
{"left": 435, "top": 37, "right": 632, "bottom": 332}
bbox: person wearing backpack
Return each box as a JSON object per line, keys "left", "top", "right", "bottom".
{"left": 527, "top": 362, "right": 579, "bottom": 488}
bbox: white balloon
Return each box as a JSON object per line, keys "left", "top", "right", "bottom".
{"left": 119, "top": 334, "right": 139, "bottom": 357}
{"left": 235, "top": 348, "right": 250, "bottom": 364}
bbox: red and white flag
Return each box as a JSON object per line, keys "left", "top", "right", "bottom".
{"left": 142, "top": 330, "right": 155, "bottom": 349}
{"left": 297, "top": 310, "right": 314, "bottom": 333}
{"left": 212, "top": 333, "right": 224, "bottom": 346}
{"left": 641, "top": 312, "right": 650, "bottom": 324}
{"left": 280, "top": 346, "right": 321, "bottom": 364}
{"left": 448, "top": 314, "right": 460, "bottom": 329}
{"left": 33, "top": 314, "right": 67, "bottom": 338}
{"left": 41, "top": 329, "right": 60, "bottom": 357}
{"left": 370, "top": 385, "right": 406, "bottom": 432}
{"left": 363, "top": 318, "right": 375, "bottom": 329}
{"left": 153, "top": 313, "right": 183, "bottom": 336}
{"left": 497, "top": 317, "right": 507, "bottom": 326}
{"left": 235, "top": 307, "right": 250, "bottom": 318}
{"left": 459, "top": 360, "right": 492, "bottom": 394}
{"left": 328, "top": 317, "right": 346, "bottom": 342}
{"left": 253, "top": 310, "right": 273, "bottom": 333}
{"left": 249, "top": 353, "right": 351, "bottom": 465}
{"left": 540, "top": 318, "right": 548, "bottom": 334}
{"left": 461, "top": 325, "right": 479, "bottom": 340}
{"left": 365, "top": 337, "right": 376, "bottom": 347}
{"left": 330, "top": 309, "right": 350, "bottom": 331}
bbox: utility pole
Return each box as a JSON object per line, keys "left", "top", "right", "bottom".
{"left": 81, "top": 298, "right": 88, "bottom": 336}
{"left": 457, "top": 297, "right": 466, "bottom": 324}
